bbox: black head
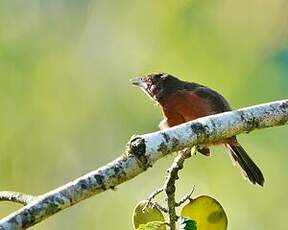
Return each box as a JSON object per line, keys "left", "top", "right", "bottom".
{"left": 130, "top": 72, "right": 181, "bottom": 102}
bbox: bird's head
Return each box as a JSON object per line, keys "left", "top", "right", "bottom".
{"left": 130, "top": 72, "right": 180, "bottom": 103}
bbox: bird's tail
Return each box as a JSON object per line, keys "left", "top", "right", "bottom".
{"left": 227, "top": 142, "right": 264, "bottom": 186}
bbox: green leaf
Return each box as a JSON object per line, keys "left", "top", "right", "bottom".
{"left": 137, "top": 221, "right": 166, "bottom": 230}
{"left": 133, "top": 201, "right": 166, "bottom": 230}
{"left": 180, "top": 195, "right": 227, "bottom": 230}
{"left": 179, "top": 216, "right": 197, "bottom": 230}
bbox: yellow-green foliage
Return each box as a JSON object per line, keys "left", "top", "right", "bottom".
{"left": 181, "top": 195, "right": 227, "bottom": 230}
{"left": 133, "top": 201, "right": 166, "bottom": 230}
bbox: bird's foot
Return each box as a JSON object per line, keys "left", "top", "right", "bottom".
{"left": 197, "top": 147, "right": 210, "bottom": 156}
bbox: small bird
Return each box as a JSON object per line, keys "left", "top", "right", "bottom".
{"left": 130, "top": 73, "right": 264, "bottom": 186}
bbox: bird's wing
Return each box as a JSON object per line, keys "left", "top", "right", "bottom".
{"left": 168, "top": 87, "right": 230, "bottom": 122}
{"left": 166, "top": 89, "right": 210, "bottom": 121}
{"left": 192, "top": 86, "right": 231, "bottom": 112}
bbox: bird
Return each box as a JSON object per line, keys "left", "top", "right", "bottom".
{"left": 130, "top": 72, "right": 264, "bottom": 186}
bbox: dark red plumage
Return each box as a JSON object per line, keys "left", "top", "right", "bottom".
{"left": 131, "top": 73, "right": 264, "bottom": 186}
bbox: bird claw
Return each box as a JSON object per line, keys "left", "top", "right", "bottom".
{"left": 197, "top": 147, "right": 210, "bottom": 156}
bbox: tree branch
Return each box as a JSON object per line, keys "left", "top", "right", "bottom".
{"left": 143, "top": 148, "right": 194, "bottom": 229}
{"left": 144, "top": 187, "right": 164, "bottom": 211}
{"left": 0, "top": 192, "right": 35, "bottom": 206}
{"left": 164, "top": 148, "right": 192, "bottom": 230}
{"left": 0, "top": 99, "right": 287, "bottom": 229}
{"left": 176, "top": 186, "right": 195, "bottom": 207}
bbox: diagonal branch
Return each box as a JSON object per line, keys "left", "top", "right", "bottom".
{"left": 0, "top": 192, "right": 36, "bottom": 206}
{"left": 0, "top": 99, "right": 287, "bottom": 230}
{"left": 176, "top": 186, "right": 195, "bottom": 207}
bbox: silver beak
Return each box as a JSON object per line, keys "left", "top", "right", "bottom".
{"left": 129, "top": 77, "right": 147, "bottom": 88}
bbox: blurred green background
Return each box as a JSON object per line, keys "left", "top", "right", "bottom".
{"left": 0, "top": 0, "right": 287, "bottom": 229}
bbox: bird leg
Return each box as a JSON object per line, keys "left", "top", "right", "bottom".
{"left": 196, "top": 147, "right": 210, "bottom": 156}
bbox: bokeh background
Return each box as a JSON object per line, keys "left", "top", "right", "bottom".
{"left": 0, "top": 0, "right": 287, "bottom": 229}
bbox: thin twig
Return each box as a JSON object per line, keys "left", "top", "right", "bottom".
{"left": 149, "top": 201, "right": 169, "bottom": 213}
{"left": 143, "top": 187, "right": 164, "bottom": 211}
{"left": 0, "top": 191, "right": 36, "bottom": 206}
{"left": 176, "top": 185, "right": 195, "bottom": 207}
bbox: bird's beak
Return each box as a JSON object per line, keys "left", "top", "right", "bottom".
{"left": 129, "top": 77, "right": 147, "bottom": 89}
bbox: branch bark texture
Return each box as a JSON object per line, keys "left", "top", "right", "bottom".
{"left": 0, "top": 192, "right": 35, "bottom": 206}
{"left": 164, "top": 149, "right": 191, "bottom": 230}
{"left": 0, "top": 99, "right": 287, "bottom": 230}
